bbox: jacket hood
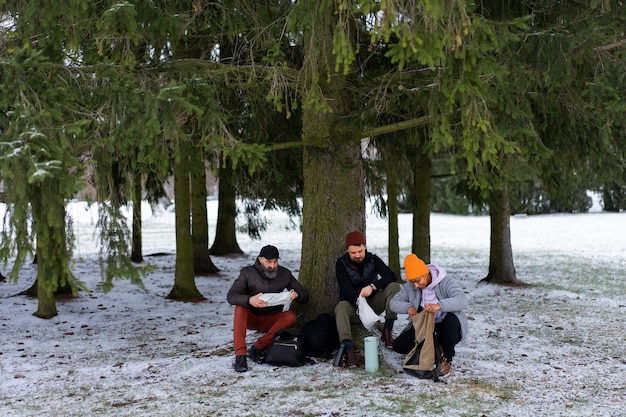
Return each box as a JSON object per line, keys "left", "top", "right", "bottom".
{"left": 426, "top": 264, "right": 447, "bottom": 288}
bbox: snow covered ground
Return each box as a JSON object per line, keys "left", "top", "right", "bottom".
{"left": 1, "top": 200, "right": 625, "bottom": 417}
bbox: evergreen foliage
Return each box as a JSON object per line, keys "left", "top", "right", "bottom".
{"left": 1, "top": 0, "right": 624, "bottom": 315}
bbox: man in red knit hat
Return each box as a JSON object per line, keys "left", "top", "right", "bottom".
{"left": 334, "top": 230, "right": 401, "bottom": 367}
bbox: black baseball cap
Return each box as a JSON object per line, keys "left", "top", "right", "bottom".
{"left": 259, "top": 245, "right": 280, "bottom": 260}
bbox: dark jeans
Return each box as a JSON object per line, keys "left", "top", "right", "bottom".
{"left": 392, "top": 313, "right": 462, "bottom": 361}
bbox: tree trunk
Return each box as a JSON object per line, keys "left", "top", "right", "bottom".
{"left": 210, "top": 158, "right": 243, "bottom": 255}
{"left": 168, "top": 141, "right": 205, "bottom": 301}
{"left": 297, "top": 1, "right": 364, "bottom": 322}
{"left": 299, "top": 142, "right": 364, "bottom": 321}
{"left": 131, "top": 172, "right": 143, "bottom": 263}
{"left": 411, "top": 149, "right": 432, "bottom": 263}
{"left": 191, "top": 149, "right": 218, "bottom": 274}
{"left": 482, "top": 183, "right": 520, "bottom": 284}
{"left": 385, "top": 140, "right": 401, "bottom": 278}
{"left": 30, "top": 181, "right": 75, "bottom": 318}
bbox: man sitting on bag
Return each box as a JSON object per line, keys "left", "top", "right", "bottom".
{"left": 227, "top": 245, "right": 309, "bottom": 373}
{"left": 334, "top": 231, "right": 401, "bottom": 367}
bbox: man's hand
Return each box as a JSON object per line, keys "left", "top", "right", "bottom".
{"left": 289, "top": 290, "right": 298, "bottom": 301}
{"left": 407, "top": 306, "right": 418, "bottom": 318}
{"left": 359, "top": 284, "right": 375, "bottom": 298}
{"left": 249, "top": 293, "right": 268, "bottom": 308}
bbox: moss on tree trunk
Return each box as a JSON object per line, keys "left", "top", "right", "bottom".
{"left": 30, "top": 181, "right": 75, "bottom": 318}
{"left": 296, "top": 2, "right": 365, "bottom": 322}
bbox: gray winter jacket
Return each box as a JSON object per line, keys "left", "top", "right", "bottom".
{"left": 390, "top": 266, "right": 469, "bottom": 345}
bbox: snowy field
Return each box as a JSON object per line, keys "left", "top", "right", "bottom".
{"left": 1, "top": 199, "right": 625, "bottom": 417}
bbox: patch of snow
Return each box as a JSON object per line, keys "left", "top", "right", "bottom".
{"left": 1, "top": 201, "right": 625, "bottom": 416}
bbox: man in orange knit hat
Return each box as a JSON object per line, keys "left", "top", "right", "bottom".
{"left": 390, "top": 254, "right": 468, "bottom": 377}
{"left": 334, "top": 230, "right": 401, "bottom": 367}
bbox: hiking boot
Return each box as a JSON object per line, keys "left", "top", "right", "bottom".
{"left": 248, "top": 345, "right": 266, "bottom": 364}
{"left": 439, "top": 357, "right": 452, "bottom": 377}
{"left": 234, "top": 355, "right": 248, "bottom": 372}
{"left": 382, "top": 329, "right": 394, "bottom": 349}
{"left": 345, "top": 349, "right": 359, "bottom": 368}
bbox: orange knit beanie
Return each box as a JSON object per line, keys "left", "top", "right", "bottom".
{"left": 404, "top": 254, "right": 429, "bottom": 280}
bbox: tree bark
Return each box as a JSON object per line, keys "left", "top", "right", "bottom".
{"left": 482, "top": 183, "right": 520, "bottom": 284}
{"left": 168, "top": 141, "right": 205, "bottom": 300}
{"left": 210, "top": 158, "right": 243, "bottom": 255}
{"left": 30, "top": 180, "right": 75, "bottom": 318}
{"left": 297, "top": 1, "right": 364, "bottom": 322}
{"left": 191, "top": 149, "right": 218, "bottom": 274}
{"left": 411, "top": 149, "right": 432, "bottom": 264}
{"left": 131, "top": 172, "right": 143, "bottom": 263}
{"left": 385, "top": 140, "right": 401, "bottom": 278}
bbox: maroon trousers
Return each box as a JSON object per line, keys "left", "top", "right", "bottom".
{"left": 233, "top": 305, "right": 296, "bottom": 356}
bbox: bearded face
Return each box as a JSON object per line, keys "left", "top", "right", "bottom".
{"left": 259, "top": 256, "right": 279, "bottom": 279}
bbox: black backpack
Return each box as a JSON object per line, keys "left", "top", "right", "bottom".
{"left": 265, "top": 328, "right": 307, "bottom": 367}
{"left": 300, "top": 313, "right": 340, "bottom": 359}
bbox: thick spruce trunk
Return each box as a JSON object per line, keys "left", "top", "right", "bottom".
{"left": 210, "top": 159, "right": 243, "bottom": 255}
{"left": 299, "top": 140, "right": 364, "bottom": 321}
{"left": 168, "top": 142, "right": 205, "bottom": 300}
{"left": 190, "top": 150, "right": 218, "bottom": 274}
{"left": 297, "top": 2, "right": 364, "bottom": 322}
{"left": 483, "top": 184, "right": 520, "bottom": 284}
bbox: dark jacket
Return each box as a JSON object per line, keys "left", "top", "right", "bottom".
{"left": 336, "top": 252, "right": 397, "bottom": 306}
{"left": 227, "top": 258, "right": 309, "bottom": 315}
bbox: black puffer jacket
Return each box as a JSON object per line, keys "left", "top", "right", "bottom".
{"left": 336, "top": 251, "right": 397, "bottom": 306}
{"left": 227, "top": 259, "right": 310, "bottom": 315}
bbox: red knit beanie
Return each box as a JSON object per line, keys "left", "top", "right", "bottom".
{"left": 345, "top": 230, "right": 366, "bottom": 248}
{"left": 404, "top": 254, "right": 429, "bottom": 280}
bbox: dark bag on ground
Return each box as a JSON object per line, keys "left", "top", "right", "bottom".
{"left": 402, "top": 311, "right": 442, "bottom": 381}
{"left": 403, "top": 334, "right": 442, "bottom": 380}
{"left": 265, "top": 328, "right": 307, "bottom": 367}
{"left": 301, "top": 313, "right": 340, "bottom": 359}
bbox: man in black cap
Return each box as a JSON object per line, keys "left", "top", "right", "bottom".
{"left": 227, "top": 245, "right": 309, "bottom": 372}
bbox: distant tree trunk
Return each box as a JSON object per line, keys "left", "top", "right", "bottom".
{"left": 210, "top": 158, "right": 243, "bottom": 255}
{"left": 602, "top": 182, "right": 624, "bottom": 212}
{"left": 297, "top": 2, "right": 364, "bottom": 322}
{"left": 131, "top": 172, "right": 143, "bottom": 263}
{"left": 411, "top": 148, "right": 432, "bottom": 263}
{"left": 168, "top": 141, "right": 205, "bottom": 301}
{"left": 30, "top": 180, "right": 76, "bottom": 318}
{"left": 482, "top": 183, "right": 520, "bottom": 284}
{"left": 385, "top": 140, "right": 401, "bottom": 278}
{"left": 190, "top": 150, "right": 218, "bottom": 274}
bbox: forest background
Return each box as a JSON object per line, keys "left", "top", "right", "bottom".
{"left": 1, "top": 1, "right": 625, "bottom": 321}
